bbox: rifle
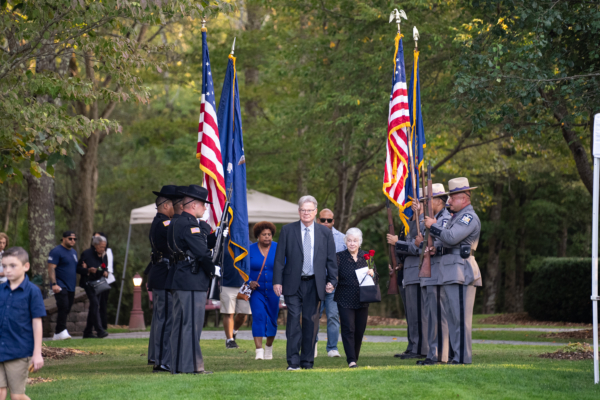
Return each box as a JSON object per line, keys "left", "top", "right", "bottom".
{"left": 207, "top": 184, "right": 232, "bottom": 299}
{"left": 418, "top": 162, "right": 433, "bottom": 278}
{"left": 386, "top": 199, "right": 400, "bottom": 295}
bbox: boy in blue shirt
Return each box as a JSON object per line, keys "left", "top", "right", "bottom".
{"left": 0, "top": 247, "right": 45, "bottom": 400}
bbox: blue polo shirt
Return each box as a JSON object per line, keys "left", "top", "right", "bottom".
{"left": 0, "top": 276, "right": 46, "bottom": 362}
{"left": 48, "top": 245, "right": 78, "bottom": 292}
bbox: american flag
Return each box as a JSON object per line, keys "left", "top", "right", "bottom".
{"left": 197, "top": 29, "right": 226, "bottom": 230}
{"left": 383, "top": 33, "right": 410, "bottom": 215}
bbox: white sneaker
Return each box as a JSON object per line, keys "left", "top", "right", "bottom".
{"left": 265, "top": 345, "right": 273, "bottom": 360}
{"left": 314, "top": 343, "right": 318, "bottom": 358}
{"left": 53, "top": 329, "right": 71, "bottom": 340}
{"left": 328, "top": 350, "right": 341, "bottom": 358}
{"left": 255, "top": 348, "right": 264, "bottom": 360}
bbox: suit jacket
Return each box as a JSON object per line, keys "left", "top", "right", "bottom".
{"left": 273, "top": 220, "right": 338, "bottom": 301}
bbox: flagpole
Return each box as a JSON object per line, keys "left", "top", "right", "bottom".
{"left": 411, "top": 26, "right": 421, "bottom": 225}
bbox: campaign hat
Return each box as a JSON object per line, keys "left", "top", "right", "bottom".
{"left": 447, "top": 177, "right": 478, "bottom": 195}
{"left": 152, "top": 185, "right": 179, "bottom": 199}
{"left": 181, "top": 184, "right": 212, "bottom": 204}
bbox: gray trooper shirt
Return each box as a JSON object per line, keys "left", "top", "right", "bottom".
{"left": 395, "top": 214, "right": 425, "bottom": 286}
{"left": 429, "top": 204, "right": 482, "bottom": 286}
{"left": 421, "top": 208, "right": 452, "bottom": 287}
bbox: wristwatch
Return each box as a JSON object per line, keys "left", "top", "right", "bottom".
{"left": 52, "top": 283, "right": 58, "bottom": 286}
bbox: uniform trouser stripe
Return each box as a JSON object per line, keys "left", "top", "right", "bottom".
{"left": 176, "top": 314, "right": 183, "bottom": 373}
{"left": 416, "top": 286, "right": 423, "bottom": 354}
{"left": 191, "top": 291, "right": 197, "bottom": 372}
{"left": 459, "top": 286, "right": 465, "bottom": 364}
{"left": 437, "top": 286, "right": 442, "bottom": 354}
{"left": 158, "top": 293, "right": 168, "bottom": 364}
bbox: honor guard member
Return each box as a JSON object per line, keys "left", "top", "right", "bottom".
{"left": 147, "top": 185, "right": 178, "bottom": 372}
{"left": 416, "top": 184, "right": 452, "bottom": 365}
{"left": 169, "top": 185, "right": 220, "bottom": 374}
{"left": 165, "top": 186, "right": 188, "bottom": 293}
{"left": 387, "top": 188, "right": 428, "bottom": 360}
{"left": 425, "top": 177, "right": 482, "bottom": 365}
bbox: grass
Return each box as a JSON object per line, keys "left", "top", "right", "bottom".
{"left": 27, "top": 338, "right": 599, "bottom": 399}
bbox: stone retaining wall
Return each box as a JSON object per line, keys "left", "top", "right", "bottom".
{"left": 42, "top": 287, "right": 90, "bottom": 337}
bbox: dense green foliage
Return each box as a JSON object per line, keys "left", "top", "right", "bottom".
{"left": 525, "top": 258, "right": 593, "bottom": 323}
{"left": 27, "top": 339, "right": 599, "bottom": 399}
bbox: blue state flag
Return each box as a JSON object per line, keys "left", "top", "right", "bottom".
{"left": 217, "top": 53, "right": 249, "bottom": 285}
{"left": 402, "top": 49, "right": 426, "bottom": 230}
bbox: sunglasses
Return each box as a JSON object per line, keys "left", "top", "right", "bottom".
{"left": 66, "top": 237, "right": 77, "bottom": 241}
{"left": 320, "top": 218, "right": 333, "bottom": 223}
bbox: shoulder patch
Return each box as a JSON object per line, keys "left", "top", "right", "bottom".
{"left": 191, "top": 227, "right": 200, "bottom": 234}
{"left": 163, "top": 220, "right": 171, "bottom": 227}
{"left": 442, "top": 219, "right": 448, "bottom": 228}
{"left": 459, "top": 214, "right": 473, "bottom": 226}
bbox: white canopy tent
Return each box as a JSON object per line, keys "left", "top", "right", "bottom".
{"left": 115, "top": 190, "right": 299, "bottom": 324}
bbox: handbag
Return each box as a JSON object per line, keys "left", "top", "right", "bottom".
{"left": 237, "top": 248, "right": 269, "bottom": 301}
{"left": 359, "top": 271, "right": 382, "bottom": 303}
{"left": 88, "top": 277, "right": 111, "bottom": 295}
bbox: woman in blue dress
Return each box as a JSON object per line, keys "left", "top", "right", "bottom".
{"left": 248, "top": 221, "right": 279, "bottom": 360}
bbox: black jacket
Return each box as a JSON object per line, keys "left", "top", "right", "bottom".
{"left": 77, "top": 247, "right": 108, "bottom": 288}
{"left": 334, "top": 249, "right": 378, "bottom": 309}
{"left": 273, "top": 221, "right": 338, "bottom": 301}
{"left": 147, "top": 212, "right": 172, "bottom": 290}
{"left": 169, "top": 211, "right": 216, "bottom": 291}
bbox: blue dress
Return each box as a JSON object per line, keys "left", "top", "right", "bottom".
{"left": 248, "top": 242, "right": 280, "bottom": 337}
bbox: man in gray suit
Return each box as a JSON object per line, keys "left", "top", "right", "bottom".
{"left": 425, "top": 177, "right": 482, "bottom": 365}
{"left": 273, "top": 195, "right": 338, "bottom": 370}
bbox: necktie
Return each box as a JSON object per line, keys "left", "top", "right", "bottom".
{"left": 302, "top": 227, "right": 311, "bottom": 275}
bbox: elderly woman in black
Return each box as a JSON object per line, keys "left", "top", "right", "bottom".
{"left": 334, "top": 227, "right": 377, "bottom": 368}
{"left": 77, "top": 235, "right": 109, "bottom": 339}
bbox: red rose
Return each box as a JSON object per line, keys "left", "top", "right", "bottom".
{"left": 363, "top": 254, "right": 370, "bottom": 261}
{"left": 369, "top": 250, "right": 375, "bottom": 257}
{"left": 101, "top": 263, "right": 106, "bottom": 269}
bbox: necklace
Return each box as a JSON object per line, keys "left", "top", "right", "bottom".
{"left": 259, "top": 244, "right": 271, "bottom": 258}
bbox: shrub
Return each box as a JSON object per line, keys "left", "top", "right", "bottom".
{"left": 524, "top": 258, "right": 594, "bottom": 323}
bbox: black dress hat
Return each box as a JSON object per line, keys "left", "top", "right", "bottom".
{"left": 181, "top": 184, "right": 212, "bottom": 204}
{"left": 152, "top": 185, "right": 179, "bottom": 199}
{"left": 173, "top": 186, "right": 188, "bottom": 199}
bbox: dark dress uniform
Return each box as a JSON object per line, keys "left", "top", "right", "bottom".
{"left": 148, "top": 212, "right": 173, "bottom": 371}
{"left": 430, "top": 203, "right": 481, "bottom": 364}
{"left": 169, "top": 210, "right": 216, "bottom": 374}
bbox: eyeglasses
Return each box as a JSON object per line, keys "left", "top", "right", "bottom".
{"left": 299, "top": 209, "right": 316, "bottom": 214}
{"left": 320, "top": 218, "right": 333, "bottom": 223}
{"left": 67, "top": 237, "right": 77, "bottom": 241}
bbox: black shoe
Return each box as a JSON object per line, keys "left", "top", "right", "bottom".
{"left": 394, "top": 350, "right": 411, "bottom": 358}
{"left": 416, "top": 358, "right": 430, "bottom": 365}
{"left": 418, "top": 359, "right": 444, "bottom": 366}
{"left": 226, "top": 340, "right": 239, "bottom": 349}
{"left": 97, "top": 331, "right": 109, "bottom": 339}
{"left": 83, "top": 333, "right": 97, "bottom": 339}
{"left": 401, "top": 353, "right": 424, "bottom": 360}
{"left": 153, "top": 365, "right": 171, "bottom": 373}
{"left": 191, "top": 370, "right": 213, "bottom": 375}
{"left": 301, "top": 366, "right": 313, "bottom": 370}
{"left": 449, "top": 360, "right": 461, "bottom": 365}
{"left": 148, "top": 360, "right": 155, "bottom": 365}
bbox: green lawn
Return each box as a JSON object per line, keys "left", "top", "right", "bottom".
{"left": 26, "top": 339, "right": 599, "bottom": 399}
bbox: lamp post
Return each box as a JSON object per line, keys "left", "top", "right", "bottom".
{"left": 129, "top": 273, "right": 146, "bottom": 331}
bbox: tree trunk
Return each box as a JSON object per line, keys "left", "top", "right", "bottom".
{"left": 72, "top": 132, "right": 100, "bottom": 247}
{"left": 25, "top": 166, "right": 55, "bottom": 283}
{"left": 483, "top": 181, "right": 503, "bottom": 314}
{"left": 3, "top": 184, "right": 12, "bottom": 232}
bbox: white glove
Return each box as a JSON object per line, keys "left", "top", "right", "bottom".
{"left": 214, "top": 265, "right": 222, "bottom": 277}
{"left": 223, "top": 227, "right": 229, "bottom": 238}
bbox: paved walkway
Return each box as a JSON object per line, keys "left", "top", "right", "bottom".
{"left": 52, "top": 330, "right": 567, "bottom": 346}
{"left": 364, "top": 327, "right": 585, "bottom": 332}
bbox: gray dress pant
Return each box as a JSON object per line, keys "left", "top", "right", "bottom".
{"left": 151, "top": 290, "right": 173, "bottom": 367}
{"left": 284, "top": 278, "right": 320, "bottom": 368}
{"left": 170, "top": 290, "right": 207, "bottom": 373}
{"left": 425, "top": 285, "right": 449, "bottom": 362}
{"left": 405, "top": 284, "right": 429, "bottom": 356}
{"left": 442, "top": 284, "right": 476, "bottom": 364}
{"left": 148, "top": 292, "right": 156, "bottom": 364}
{"left": 399, "top": 283, "right": 412, "bottom": 353}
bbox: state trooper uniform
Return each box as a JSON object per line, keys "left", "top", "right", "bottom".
{"left": 419, "top": 184, "right": 452, "bottom": 365}
{"left": 169, "top": 185, "right": 217, "bottom": 374}
{"left": 147, "top": 185, "right": 179, "bottom": 372}
{"left": 429, "top": 177, "right": 482, "bottom": 364}
{"left": 164, "top": 186, "right": 188, "bottom": 293}
{"left": 394, "top": 188, "right": 428, "bottom": 359}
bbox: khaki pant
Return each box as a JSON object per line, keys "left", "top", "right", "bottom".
{"left": 0, "top": 357, "right": 30, "bottom": 395}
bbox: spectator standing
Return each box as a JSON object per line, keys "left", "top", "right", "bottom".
{"left": 47, "top": 231, "right": 79, "bottom": 340}
{"left": 334, "top": 228, "right": 377, "bottom": 368}
{"left": 314, "top": 209, "right": 344, "bottom": 358}
{"left": 248, "top": 222, "right": 279, "bottom": 360}
{"left": 77, "top": 236, "right": 109, "bottom": 339}
{"left": 0, "top": 247, "right": 45, "bottom": 400}
{"left": 93, "top": 232, "right": 115, "bottom": 331}
{"left": 0, "top": 232, "right": 8, "bottom": 284}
